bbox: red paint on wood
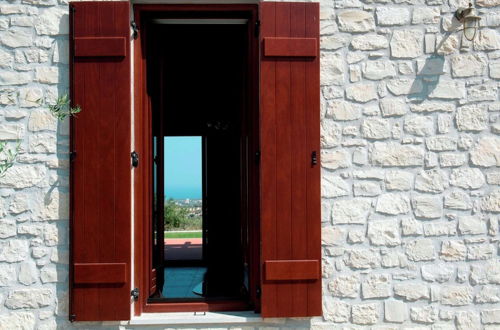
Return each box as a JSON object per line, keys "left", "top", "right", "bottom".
{"left": 70, "top": 1, "right": 131, "bottom": 322}
{"left": 264, "top": 260, "right": 319, "bottom": 281}
{"left": 74, "top": 37, "right": 126, "bottom": 57}
{"left": 260, "top": 1, "right": 321, "bottom": 318}
{"left": 74, "top": 263, "right": 127, "bottom": 284}
{"left": 264, "top": 37, "right": 317, "bottom": 57}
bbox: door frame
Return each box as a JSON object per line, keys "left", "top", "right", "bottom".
{"left": 133, "top": 3, "right": 260, "bottom": 315}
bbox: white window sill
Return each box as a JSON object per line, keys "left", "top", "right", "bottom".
{"left": 124, "top": 311, "right": 277, "bottom": 326}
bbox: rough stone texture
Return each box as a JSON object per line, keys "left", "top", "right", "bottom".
{"left": 404, "top": 115, "right": 433, "bottom": 136}
{"left": 328, "top": 274, "right": 360, "bottom": 298}
{"left": 367, "top": 220, "right": 400, "bottom": 246}
{"left": 338, "top": 10, "right": 375, "bottom": 32}
{"left": 351, "top": 303, "right": 378, "bottom": 325}
{"left": 415, "top": 169, "right": 448, "bottom": 193}
{"left": 470, "top": 136, "right": 500, "bottom": 167}
{"left": 394, "top": 283, "right": 430, "bottom": 301}
{"left": 331, "top": 198, "right": 371, "bottom": 224}
{"left": 456, "top": 311, "right": 481, "bottom": 330}
{"left": 361, "top": 118, "right": 391, "bottom": 140}
{"left": 405, "top": 238, "right": 436, "bottom": 261}
{"left": 449, "top": 168, "right": 486, "bottom": 189}
{"left": 384, "top": 300, "right": 407, "bottom": 323}
{"left": 4, "top": 289, "right": 52, "bottom": 309}
{"left": 412, "top": 194, "right": 443, "bottom": 219}
{"left": 456, "top": 104, "right": 489, "bottom": 132}
{"left": 440, "top": 286, "right": 473, "bottom": 306}
{"left": 421, "top": 264, "right": 454, "bottom": 283}
{"left": 376, "top": 193, "right": 410, "bottom": 215}
{"left": 451, "top": 54, "right": 487, "bottom": 77}
{"left": 351, "top": 34, "right": 388, "bottom": 50}
{"left": 362, "top": 274, "right": 391, "bottom": 298}
{"left": 390, "top": 30, "right": 424, "bottom": 58}
{"left": 0, "top": 0, "right": 498, "bottom": 328}
{"left": 410, "top": 305, "right": 438, "bottom": 323}
{"left": 371, "top": 142, "right": 424, "bottom": 166}
{"left": 346, "top": 83, "right": 378, "bottom": 103}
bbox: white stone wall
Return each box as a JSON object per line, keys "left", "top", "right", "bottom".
{"left": 0, "top": 0, "right": 499, "bottom": 329}
{"left": 318, "top": 0, "right": 500, "bottom": 328}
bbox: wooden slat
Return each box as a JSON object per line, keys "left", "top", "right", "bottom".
{"left": 264, "top": 37, "right": 317, "bottom": 57}
{"left": 274, "top": 1, "right": 292, "bottom": 318}
{"left": 304, "top": 2, "right": 322, "bottom": 317}
{"left": 259, "top": 1, "right": 278, "bottom": 318}
{"left": 74, "top": 263, "right": 127, "bottom": 284}
{"left": 74, "top": 37, "right": 126, "bottom": 57}
{"left": 264, "top": 260, "right": 319, "bottom": 281}
{"left": 289, "top": 2, "right": 308, "bottom": 317}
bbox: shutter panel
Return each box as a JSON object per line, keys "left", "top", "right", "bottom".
{"left": 259, "top": 2, "right": 321, "bottom": 317}
{"left": 70, "top": 1, "right": 131, "bottom": 321}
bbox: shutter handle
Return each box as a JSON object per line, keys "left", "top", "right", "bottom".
{"left": 131, "top": 151, "right": 139, "bottom": 168}
{"left": 311, "top": 151, "right": 318, "bottom": 166}
{"left": 131, "top": 21, "right": 139, "bottom": 40}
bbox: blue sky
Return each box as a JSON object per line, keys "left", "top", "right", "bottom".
{"left": 164, "top": 136, "right": 202, "bottom": 199}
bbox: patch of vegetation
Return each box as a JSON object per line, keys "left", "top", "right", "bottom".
{"left": 0, "top": 140, "right": 21, "bottom": 178}
{"left": 48, "top": 94, "right": 81, "bottom": 121}
{"left": 164, "top": 231, "right": 202, "bottom": 239}
{"left": 164, "top": 198, "right": 202, "bottom": 231}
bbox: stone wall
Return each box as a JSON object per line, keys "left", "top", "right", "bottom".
{"left": 318, "top": 0, "right": 500, "bottom": 328}
{"left": 0, "top": 0, "right": 498, "bottom": 329}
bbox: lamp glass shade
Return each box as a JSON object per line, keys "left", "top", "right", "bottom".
{"left": 463, "top": 17, "right": 479, "bottom": 41}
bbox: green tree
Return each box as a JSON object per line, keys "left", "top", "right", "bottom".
{"left": 164, "top": 198, "right": 188, "bottom": 230}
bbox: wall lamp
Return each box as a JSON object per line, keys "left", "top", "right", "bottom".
{"left": 454, "top": 3, "right": 481, "bottom": 41}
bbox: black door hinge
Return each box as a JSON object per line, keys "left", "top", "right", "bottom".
{"left": 70, "top": 151, "right": 76, "bottom": 162}
{"left": 69, "top": 314, "right": 76, "bottom": 322}
{"left": 131, "top": 151, "right": 139, "bottom": 167}
{"left": 131, "top": 288, "right": 139, "bottom": 301}
{"left": 255, "top": 20, "right": 260, "bottom": 37}
{"left": 256, "top": 286, "right": 261, "bottom": 298}
{"left": 255, "top": 150, "right": 261, "bottom": 163}
{"left": 311, "top": 151, "right": 318, "bottom": 166}
{"left": 131, "top": 21, "right": 139, "bottom": 39}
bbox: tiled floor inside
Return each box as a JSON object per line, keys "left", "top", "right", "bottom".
{"left": 162, "top": 267, "right": 206, "bottom": 298}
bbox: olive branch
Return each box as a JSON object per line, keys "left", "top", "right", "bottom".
{"left": 0, "top": 140, "right": 21, "bottom": 178}
{"left": 48, "top": 94, "right": 81, "bottom": 121}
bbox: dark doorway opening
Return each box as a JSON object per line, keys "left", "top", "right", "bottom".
{"left": 144, "top": 10, "right": 255, "bottom": 307}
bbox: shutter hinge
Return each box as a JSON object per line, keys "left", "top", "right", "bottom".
{"left": 255, "top": 20, "right": 260, "bottom": 37}
{"left": 131, "top": 288, "right": 139, "bottom": 301}
{"left": 311, "top": 151, "right": 318, "bottom": 166}
{"left": 131, "top": 21, "right": 139, "bottom": 40}
{"left": 70, "top": 151, "right": 76, "bottom": 162}
{"left": 131, "top": 151, "right": 139, "bottom": 168}
{"left": 69, "top": 314, "right": 76, "bottom": 322}
{"left": 256, "top": 286, "right": 261, "bottom": 298}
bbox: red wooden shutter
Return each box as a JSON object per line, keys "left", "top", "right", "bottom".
{"left": 70, "top": 1, "right": 131, "bottom": 321}
{"left": 259, "top": 2, "right": 321, "bottom": 318}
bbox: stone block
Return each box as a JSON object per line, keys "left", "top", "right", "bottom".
{"left": 384, "top": 300, "right": 407, "bottom": 323}
{"left": 352, "top": 303, "right": 379, "bottom": 325}
{"left": 338, "top": 10, "right": 375, "bottom": 32}
{"left": 390, "top": 30, "right": 424, "bottom": 58}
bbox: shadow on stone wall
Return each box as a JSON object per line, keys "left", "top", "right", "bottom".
{"left": 408, "top": 54, "right": 445, "bottom": 103}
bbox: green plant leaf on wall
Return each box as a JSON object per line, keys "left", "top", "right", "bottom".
{"left": 48, "top": 93, "right": 81, "bottom": 121}
{"left": 0, "top": 140, "right": 21, "bottom": 178}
